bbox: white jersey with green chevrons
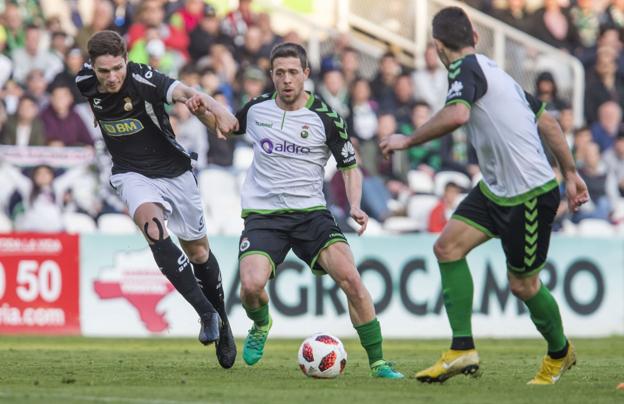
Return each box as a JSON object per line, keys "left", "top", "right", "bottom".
{"left": 445, "top": 53, "right": 557, "bottom": 205}
{"left": 234, "top": 92, "right": 357, "bottom": 216}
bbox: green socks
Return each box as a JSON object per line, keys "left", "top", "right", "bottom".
{"left": 524, "top": 283, "right": 567, "bottom": 354}
{"left": 438, "top": 259, "right": 566, "bottom": 355}
{"left": 355, "top": 318, "right": 383, "bottom": 366}
{"left": 244, "top": 303, "right": 270, "bottom": 329}
{"left": 439, "top": 258, "right": 474, "bottom": 341}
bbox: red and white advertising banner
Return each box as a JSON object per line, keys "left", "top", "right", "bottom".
{"left": 0, "top": 233, "right": 80, "bottom": 334}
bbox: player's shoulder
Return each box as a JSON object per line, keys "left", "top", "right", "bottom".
{"left": 75, "top": 63, "right": 98, "bottom": 97}
{"left": 127, "top": 62, "right": 169, "bottom": 89}
{"left": 128, "top": 61, "right": 153, "bottom": 75}
{"left": 447, "top": 53, "right": 483, "bottom": 79}
{"left": 307, "top": 93, "right": 346, "bottom": 132}
{"left": 239, "top": 92, "right": 273, "bottom": 113}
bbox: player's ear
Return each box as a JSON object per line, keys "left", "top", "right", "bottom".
{"left": 472, "top": 30, "right": 479, "bottom": 47}
{"left": 303, "top": 67, "right": 310, "bottom": 79}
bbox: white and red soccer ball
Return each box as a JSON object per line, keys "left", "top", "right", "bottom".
{"left": 298, "top": 333, "right": 347, "bottom": 378}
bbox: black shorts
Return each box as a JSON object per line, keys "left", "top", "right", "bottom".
{"left": 453, "top": 184, "right": 560, "bottom": 277}
{"left": 238, "top": 209, "right": 347, "bottom": 277}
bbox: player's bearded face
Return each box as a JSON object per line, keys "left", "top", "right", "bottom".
{"left": 93, "top": 54, "right": 128, "bottom": 93}
{"left": 271, "top": 57, "right": 310, "bottom": 106}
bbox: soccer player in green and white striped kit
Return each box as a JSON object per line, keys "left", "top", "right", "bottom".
{"left": 381, "top": 7, "right": 589, "bottom": 385}
{"left": 210, "top": 42, "right": 402, "bottom": 378}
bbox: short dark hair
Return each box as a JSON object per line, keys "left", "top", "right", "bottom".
{"left": 87, "top": 30, "right": 127, "bottom": 62}
{"left": 25, "top": 24, "right": 40, "bottom": 33}
{"left": 269, "top": 42, "right": 308, "bottom": 70}
{"left": 18, "top": 93, "right": 39, "bottom": 107}
{"left": 432, "top": 7, "right": 475, "bottom": 51}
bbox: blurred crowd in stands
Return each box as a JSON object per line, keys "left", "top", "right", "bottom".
{"left": 0, "top": 0, "right": 623, "bottom": 235}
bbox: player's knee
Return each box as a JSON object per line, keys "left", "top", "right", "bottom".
{"left": 141, "top": 217, "right": 168, "bottom": 243}
{"left": 433, "top": 238, "right": 454, "bottom": 261}
{"left": 336, "top": 272, "right": 364, "bottom": 299}
{"left": 509, "top": 277, "right": 539, "bottom": 300}
{"left": 186, "top": 245, "right": 209, "bottom": 263}
{"left": 240, "top": 276, "right": 263, "bottom": 300}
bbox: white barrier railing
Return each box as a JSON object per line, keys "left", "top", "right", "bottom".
{"left": 342, "top": 0, "right": 586, "bottom": 126}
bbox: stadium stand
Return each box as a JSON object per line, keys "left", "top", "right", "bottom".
{"left": 0, "top": 0, "right": 623, "bottom": 235}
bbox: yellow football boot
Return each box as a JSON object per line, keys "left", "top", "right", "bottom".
{"left": 528, "top": 343, "right": 576, "bottom": 385}
{"left": 416, "top": 349, "right": 480, "bottom": 383}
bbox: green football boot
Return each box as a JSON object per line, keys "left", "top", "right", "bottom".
{"left": 370, "top": 360, "right": 405, "bottom": 379}
{"left": 242, "top": 315, "right": 272, "bottom": 366}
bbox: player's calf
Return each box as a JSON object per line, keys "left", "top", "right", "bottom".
{"left": 148, "top": 235, "right": 219, "bottom": 341}
{"left": 192, "top": 251, "right": 237, "bottom": 367}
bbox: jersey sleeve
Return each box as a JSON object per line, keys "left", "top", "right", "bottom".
{"left": 445, "top": 55, "right": 487, "bottom": 108}
{"left": 232, "top": 93, "right": 271, "bottom": 135}
{"left": 233, "top": 102, "right": 252, "bottom": 136}
{"left": 524, "top": 91, "right": 547, "bottom": 118}
{"left": 130, "top": 63, "right": 178, "bottom": 104}
{"left": 325, "top": 115, "right": 357, "bottom": 170}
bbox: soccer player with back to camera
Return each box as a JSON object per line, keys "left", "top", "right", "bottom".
{"left": 191, "top": 42, "right": 403, "bottom": 378}
{"left": 380, "top": 7, "right": 589, "bottom": 384}
{"left": 76, "top": 30, "right": 237, "bottom": 368}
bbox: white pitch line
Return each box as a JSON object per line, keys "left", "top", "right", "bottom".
{"left": 0, "top": 391, "right": 221, "bottom": 404}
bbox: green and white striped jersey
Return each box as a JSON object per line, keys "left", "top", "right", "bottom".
{"left": 234, "top": 92, "right": 357, "bottom": 216}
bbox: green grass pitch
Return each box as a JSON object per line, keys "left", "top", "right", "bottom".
{"left": 0, "top": 336, "right": 622, "bottom": 403}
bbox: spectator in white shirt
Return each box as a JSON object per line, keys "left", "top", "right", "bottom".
{"left": 11, "top": 24, "right": 63, "bottom": 85}
{"left": 412, "top": 43, "right": 448, "bottom": 112}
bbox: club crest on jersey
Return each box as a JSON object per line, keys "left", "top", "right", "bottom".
{"left": 240, "top": 237, "right": 250, "bottom": 252}
{"left": 123, "top": 97, "right": 133, "bottom": 111}
{"left": 447, "top": 81, "right": 464, "bottom": 99}
{"left": 99, "top": 118, "right": 144, "bottom": 136}
{"left": 300, "top": 125, "right": 310, "bottom": 138}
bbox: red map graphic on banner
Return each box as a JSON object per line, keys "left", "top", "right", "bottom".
{"left": 93, "top": 250, "right": 175, "bottom": 332}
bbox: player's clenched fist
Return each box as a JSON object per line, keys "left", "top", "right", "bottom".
{"left": 212, "top": 104, "right": 239, "bottom": 135}
{"left": 185, "top": 94, "right": 239, "bottom": 139}
{"left": 185, "top": 94, "right": 207, "bottom": 115}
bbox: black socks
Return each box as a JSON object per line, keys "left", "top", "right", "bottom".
{"left": 451, "top": 336, "right": 476, "bottom": 350}
{"left": 149, "top": 237, "right": 216, "bottom": 317}
{"left": 192, "top": 251, "right": 226, "bottom": 318}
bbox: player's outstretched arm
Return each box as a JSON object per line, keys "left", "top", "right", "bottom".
{"left": 342, "top": 167, "right": 368, "bottom": 236}
{"left": 171, "top": 83, "right": 238, "bottom": 138}
{"left": 537, "top": 111, "right": 590, "bottom": 212}
{"left": 379, "top": 103, "right": 469, "bottom": 158}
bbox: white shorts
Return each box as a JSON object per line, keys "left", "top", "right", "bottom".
{"left": 110, "top": 171, "right": 206, "bottom": 241}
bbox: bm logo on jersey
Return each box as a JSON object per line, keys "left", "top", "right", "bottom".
{"left": 100, "top": 118, "right": 144, "bottom": 136}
